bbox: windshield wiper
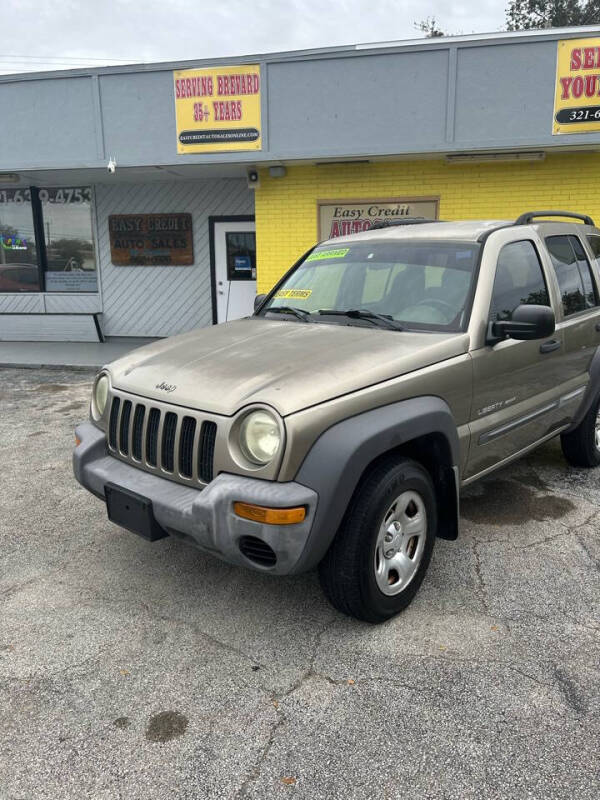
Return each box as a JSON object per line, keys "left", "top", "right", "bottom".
{"left": 264, "top": 305, "right": 312, "bottom": 322}
{"left": 317, "top": 308, "right": 404, "bottom": 331}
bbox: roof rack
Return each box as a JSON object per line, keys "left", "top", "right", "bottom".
{"left": 370, "top": 217, "right": 441, "bottom": 230}
{"left": 515, "top": 210, "right": 595, "bottom": 226}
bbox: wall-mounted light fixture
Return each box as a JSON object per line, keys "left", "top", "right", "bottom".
{"left": 446, "top": 151, "right": 546, "bottom": 164}
{"left": 268, "top": 166, "right": 287, "bottom": 178}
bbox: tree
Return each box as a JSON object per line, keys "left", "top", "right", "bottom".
{"left": 415, "top": 16, "right": 446, "bottom": 37}
{"left": 48, "top": 238, "right": 90, "bottom": 270}
{"left": 506, "top": 0, "right": 600, "bottom": 30}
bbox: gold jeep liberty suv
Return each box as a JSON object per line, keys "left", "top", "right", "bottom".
{"left": 74, "top": 211, "right": 600, "bottom": 622}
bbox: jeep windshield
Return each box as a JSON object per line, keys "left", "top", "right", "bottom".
{"left": 260, "top": 240, "right": 481, "bottom": 331}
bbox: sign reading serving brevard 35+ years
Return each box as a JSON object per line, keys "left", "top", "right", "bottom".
{"left": 109, "top": 214, "right": 194, "bottom": 266}
{"left": 174, "top": 65, "right": 261, "bottom": 153}
{"left": 318, "top": 199, "right": 439, "bottom": 239}
{"left": 554, "top": 37, "right": 600, "bottom": 134}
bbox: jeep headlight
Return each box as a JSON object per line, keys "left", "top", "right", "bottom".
{"left": 239, "top": 409, "right": 281, "bottom": 465}
{"left": 91, "top": 373, "right": 109, "bottom": 421}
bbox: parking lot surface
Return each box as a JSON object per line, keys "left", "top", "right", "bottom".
{"left": 1, "top": 367, "right": 599, "bottom": 799}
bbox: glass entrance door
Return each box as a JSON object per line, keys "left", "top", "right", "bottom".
{"left": 213, "top": 220, "right": 256, "bottom": 323}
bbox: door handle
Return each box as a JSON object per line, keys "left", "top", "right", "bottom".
{"left": 540, "top": 339, "right": 561, "bottom": 354}
{"left": 595, "top": 322, "right": 600, "bottom": 332}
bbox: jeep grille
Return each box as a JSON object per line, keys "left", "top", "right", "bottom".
{"left": 107, "top": 392, "right": 217, "bottom": 485}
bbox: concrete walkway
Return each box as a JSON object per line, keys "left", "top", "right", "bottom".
{"left": 0, "top": 338, "right": 158, "bottom": 369}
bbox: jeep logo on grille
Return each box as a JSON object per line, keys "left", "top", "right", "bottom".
{"left": 155, "top": 381, "right": 177, "bottom": 393}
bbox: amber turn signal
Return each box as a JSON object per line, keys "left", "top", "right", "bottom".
{"left": 233, "top": 502, "right": 306, "bottom": 525}
{"left": 75, "top": 435, "right": 82, "bottom": 446}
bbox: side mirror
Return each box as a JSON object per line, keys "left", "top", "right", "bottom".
{"left": 489, "top": 304, "right": 555, "bottom": 342}
{"left": 254, "top": 293, "right": 267, "bottom": 312}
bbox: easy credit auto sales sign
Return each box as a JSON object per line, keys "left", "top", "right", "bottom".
{"left": 554, "top": 37, "right": 600, "bottom": 134}
{"left": 174, "top": 64, "right": 261, "bottom": 153}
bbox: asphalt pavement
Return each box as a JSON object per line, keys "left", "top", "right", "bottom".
{"left": 1, "top": 367, "right": 598, "bottom": 799}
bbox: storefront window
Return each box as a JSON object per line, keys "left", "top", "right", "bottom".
{"left": 0, "top": 186, "right": 97, "bottom": 293}
{"left": 0, "top": 188, "right": 40, "bottom": 292}
{"left": 41, "top": 188, "right": 97, "bottom": 292}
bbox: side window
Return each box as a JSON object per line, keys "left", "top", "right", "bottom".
{"left": 546, "top": 235, "right": 597, "bottom": 316}
{"left": 571, "top": 236, "right": 597, "bottom": 308}
{"left": 489, "top": 240, "right": 549, "bottom": 323}
{"left": 587, "top": 234, "right": 600, "bottom": 268}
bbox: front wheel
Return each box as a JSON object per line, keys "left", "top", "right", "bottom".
{"left": 318, "top": 457, "right": 437, "bottom": 623}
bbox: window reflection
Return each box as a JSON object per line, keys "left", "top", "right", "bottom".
{"left": 0, "top": 186, "right": 98, "bottom": 293}
{"left": 546, "top": 235, "right": 597, "bottom": 316}
{"left": 0, "top": 188, "right": 40, "bottom": 292}
{"left": 42, "top": 187, "right": 97, "bottom": 292}
{"left": 489, "top": 241, "right": 549, "bottom": 322}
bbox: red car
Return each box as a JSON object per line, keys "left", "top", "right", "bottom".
{"left": 0, "top": 264, "right": 40, "bottom": 292}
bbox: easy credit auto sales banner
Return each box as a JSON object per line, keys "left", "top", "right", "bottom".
{"left": 318, "top": 199, "right": 438, "bottom": 239}
{"left": 554, "top": 37, "right": 600, "bottom": 134}
{"left": 174, "top": 65, "right": 261, "bottom": 153}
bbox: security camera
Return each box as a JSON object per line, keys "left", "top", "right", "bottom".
{"left": 247, "top": 169, "right": 259, "bottom": 189}
{"left": 107, "top": 157, "right": 117, "bottom": 174}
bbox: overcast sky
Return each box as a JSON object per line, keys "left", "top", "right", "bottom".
{"left": 0, "top": 0, "right": 507, "bottom": 74}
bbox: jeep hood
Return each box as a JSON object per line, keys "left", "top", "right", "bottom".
{"left": 107, "top": 318, "right": 470, "bottom": 417}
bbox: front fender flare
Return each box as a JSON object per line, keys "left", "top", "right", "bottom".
{"left": 291, "top": 396, "right": 460, "bottom": 573}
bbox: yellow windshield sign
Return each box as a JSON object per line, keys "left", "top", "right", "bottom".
{"left": 306, "top": 248, "right": 350, "bottom": 262}
{"left": 275, "top": 289, "right": 312, "bottom": 299}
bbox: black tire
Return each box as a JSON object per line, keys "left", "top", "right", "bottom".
{"left": 560, "top": 392, "right": 600, "bottom": 468}
{"left": 318, "top": 457, "right": 437, "bottom": 623}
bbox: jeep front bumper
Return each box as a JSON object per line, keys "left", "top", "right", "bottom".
{"left": 73, "top": 422, "right": 318, "bottom": 575}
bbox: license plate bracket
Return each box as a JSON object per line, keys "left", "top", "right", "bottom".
{"left": 104, "top": 483, "right": 168, "bottom": 542}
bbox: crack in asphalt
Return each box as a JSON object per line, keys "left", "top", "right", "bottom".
{"left": 498, "top": 609, "right": 600, "bottom": 637}
{"left": 471, "top": 538, "right": 490, "bottom": 615}
{"left": 573, "top": 509, "right": 600, "bottom": 529}
{"left": 0, "top": 576, "right": 43, "bottom": 601}
{"left": 24, "top": 580, "right": 264, "bottom": 673}
{"left": 128, "top": 597, "right": 263, "bottom": 671}
{"left": 519, "top": 530, "right": 573, "bottom": 550}
{"left": 392, "top": 655, "right": 593, "bottom": 719}
{"left": 1, "top": 586, "right": 263, "bottom": 685}
{"left": 233, "top": 618, "right": 336, "bottom": 798}
{"left": 229, "top": 648, "right": 593, "bottom": 798}
{"left": 576, "top": 534, "right": 600, "bottom": 572}
{"left": 466, "top": 507, "right": 598, "bottom": 552}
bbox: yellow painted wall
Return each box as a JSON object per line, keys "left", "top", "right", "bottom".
{"left": 255, "top": 152, "right": 600, "bottom": 293}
